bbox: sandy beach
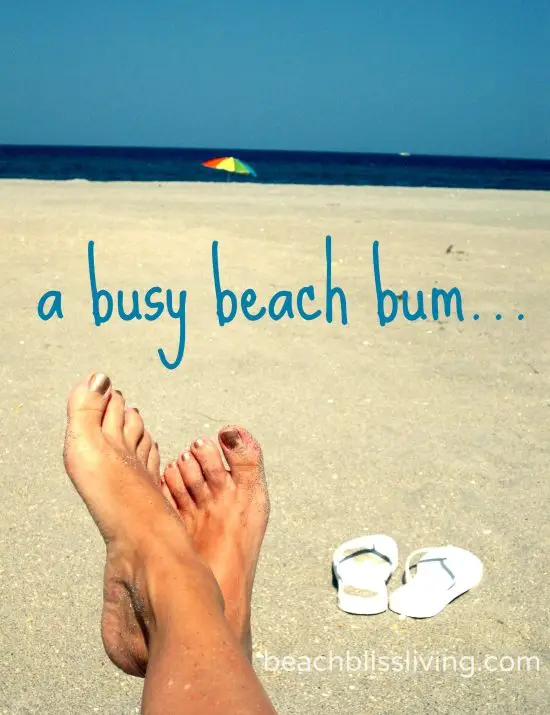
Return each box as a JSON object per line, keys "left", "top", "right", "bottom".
{"left": 1, "top": 179, "right": 549, "bottom": 714}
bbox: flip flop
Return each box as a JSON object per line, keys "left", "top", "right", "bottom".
{"left": 389, "top": 545, "right": 483, "bottom": 618}
{"left": 332, "top": 535, "right": 398, "bottom": 615}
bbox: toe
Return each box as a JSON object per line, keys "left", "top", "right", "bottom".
{"left": 64, "top": 374, "right": 140, "bottom": 540}
{"left": 102, "top": 389, "right": 126, "bottom": 441}
{"left": 136, "top": 431, "right": 152, "bottom": 467}
{"left": 190, "top": 437, "right": 230, "bottom": 492}
{"left": 66, "top": 373, "right": 112, "bottom": 442}
{"left": 147, "top": 441, "right": 161, "bottom": 482}
{"left": 177, "top": 449, "right": 212, "bottom": 505}
{"left": 161, "top": 479, "right": 178, "bottom": 510}
{"left": 123, "top": 408, "right": 144, "bottom": 451}
{"left": 218, "top": 426, "right": 266, "bottom": 488}
{"left": 164, "top": 462, "right": 194, "bottom": 511}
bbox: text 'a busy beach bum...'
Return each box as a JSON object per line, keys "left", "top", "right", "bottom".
{"left": 36, "top": 237, "right": 464, "bottom": 370}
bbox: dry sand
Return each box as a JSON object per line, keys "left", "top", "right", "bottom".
{"left": 0, "top": 179, "right": 549, "bottom": 714}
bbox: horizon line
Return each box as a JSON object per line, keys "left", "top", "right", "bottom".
{"left": 1, "top": 142, "right": 549, "bottom": 164}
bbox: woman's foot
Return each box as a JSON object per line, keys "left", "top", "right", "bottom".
{"left": 161, "top": 428, "right": 270, "bottom": 658}
{"left": 63, "top": 374, "right": 222, "bottom": 677}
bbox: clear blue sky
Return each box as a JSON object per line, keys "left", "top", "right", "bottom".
{"left": 1, "top": 0, "right": 548, "bottom": 158}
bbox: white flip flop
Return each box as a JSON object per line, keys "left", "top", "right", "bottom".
{"left": 332, "top": 535, "right": 398, "bottom": 615}
{"left": 389, "top": 545, "right": 483, "bottom": 618}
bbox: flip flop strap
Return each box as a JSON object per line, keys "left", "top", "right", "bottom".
{"left": 337, "top": 545, "right": 392, "bottom": 590}
{"left": 404, "top": 547, "right": 456, "bottom": 587}
{"left": 339, "top": 546, "right": 392, "bottom": 567}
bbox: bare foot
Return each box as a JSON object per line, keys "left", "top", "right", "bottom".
{"left": 161, "top": 428, "right": 270, "bottom": 658}
{"left": 63, "top": 373, "right": 221, "bottom": 677}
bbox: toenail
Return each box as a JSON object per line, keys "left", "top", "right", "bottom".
{"left": 88, "top": 373, "right": 111, "bottom": 395}
{"left": 194, "top": 438, "right": 205, "bottom": 448}
{"left": 182, "top": 450, "right": 192, "bottom": 461}
{"left": 220, "top": 429, "right": 242, "bottom": 450}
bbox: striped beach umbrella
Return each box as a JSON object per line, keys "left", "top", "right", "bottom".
{"left": 203, "top": 156, "right": 257, "bottom": 178}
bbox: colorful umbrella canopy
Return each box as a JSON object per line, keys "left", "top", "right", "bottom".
{"left": 203, "top": 156, "right": 257, "bottom": 177}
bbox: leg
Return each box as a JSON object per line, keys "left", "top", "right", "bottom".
{"left": 64, "top": 374, "right": 276, "bottom": 714}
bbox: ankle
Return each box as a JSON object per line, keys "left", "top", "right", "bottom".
{"left": 144, "top": 548, "right": 225, "bottom": 626}
{"left": 226, "top": 602, "right": 252, "bottom": 645}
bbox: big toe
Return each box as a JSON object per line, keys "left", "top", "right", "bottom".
{"left": 218, "top": 426, "right": 266, "bottom": 491}
{"left": 66, "top": 373, "right": 113, "bottom": 443}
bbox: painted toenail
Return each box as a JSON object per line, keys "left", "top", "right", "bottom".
{"left": 220, "top": 429, "right": 242, "bottom": 450}
{"left": 194, "top": 438, "right": 205, "bottom": 448}
{"left": 182, "top": 451, "right": 192, "bottom": 461}
{"left": 88, "top": 373, "right": 111, "bottom": 395}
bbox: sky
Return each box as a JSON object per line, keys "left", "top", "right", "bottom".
{"left": 0, "top": 0, "right": 549, "bottom": 158}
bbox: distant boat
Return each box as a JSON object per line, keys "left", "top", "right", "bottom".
{"left": 399, "top": 152, "right": 411, "bottom": 157}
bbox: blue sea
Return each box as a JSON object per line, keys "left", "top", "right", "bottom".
{"left": 1, "top": 145, "right": 549, "bottom": 190}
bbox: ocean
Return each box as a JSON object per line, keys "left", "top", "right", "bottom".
{"left": 1, "top": 145, "right": 549, "bottom": 190}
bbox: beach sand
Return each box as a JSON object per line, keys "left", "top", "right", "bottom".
{"left": 0, "top": 179, "right": 548, "bottom": 714}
